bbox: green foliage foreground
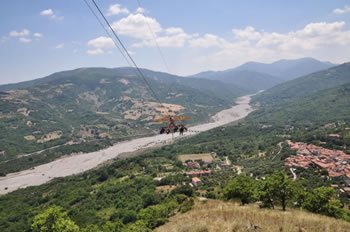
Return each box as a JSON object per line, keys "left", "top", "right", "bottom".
{"left": 224, "top": 172, "right": 349, "bottom": 220}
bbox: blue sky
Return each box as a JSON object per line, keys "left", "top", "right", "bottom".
{"left": 1, "top": 0, "right": 350, "bottom": 84}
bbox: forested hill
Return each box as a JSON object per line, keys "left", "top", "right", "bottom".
{"left": 254, "top": 62, "right": 350, "bottom": 106}
{"left": 0, "top": 67, "right": 245, "bottom": 174}
{"left": 252, "top": 82, "right": 350, "bottom": 127}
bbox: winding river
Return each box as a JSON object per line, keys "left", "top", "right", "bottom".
{"left": 0, "top": 94, "right": 254, "bottom": 195}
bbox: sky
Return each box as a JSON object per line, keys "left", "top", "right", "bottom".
{"left": 1, "top": 0, "right": 350, "bottom": 84}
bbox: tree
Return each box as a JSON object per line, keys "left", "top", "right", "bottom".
{"left": 32, "top": 206, "right": 80, "bottom": 232}
{"left": 123, "top": 220, "right": 151, "bottom": 232}
{"left": 258, "top": 171, "right": 293, "bottom": 211}
{"left": 170, "top": 185, "right": 194, "bottom": 197}
{"left": 97, "top": 171, "right": 109, "bottom": 182}
{"left": 101, "top": 221, "right": 124, "bottom": 232}
{"left": 224, "top": 175, "right": 257, "bottom": 205}
{"left": 290, "top": 181, "right": 308, "bottom": 207}
{"left": 303, "top": 186, "right": 345, "bottom": 218}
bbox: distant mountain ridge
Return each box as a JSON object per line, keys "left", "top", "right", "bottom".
{"left": 254, "top": 62, "right": 350, "bottom": 106}
{"left": 191, "top": 69, "right": 281, "bottom": 92}
{"left": 234, "top": 57, "right": 335, "bottom": 81}
{"left": 191, "top": 58, "right": 336, "bottom": 92}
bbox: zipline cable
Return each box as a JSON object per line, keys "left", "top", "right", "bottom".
{"left": 136, "top": 0, "right": 171, "bottom": 73}
{"left": 135, "top": 0, "right": 196, "bottom": 118}
{"left": 82, "top": 0, "right": 133, "bottom": 68}
{"left": 91, "top": 0, "right": 164, "bottom": 107}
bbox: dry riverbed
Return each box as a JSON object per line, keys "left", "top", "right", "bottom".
{"left": 0, "top": 94, "right": 254, "bottom": 195}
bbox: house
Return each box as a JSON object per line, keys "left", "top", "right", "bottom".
{"left": 342, "top": 187, "right": 350, "bottom": 195}
{"left": 192, "top": 177, "right": 202, "bottom": 186}
{"left": 186, "top": 170, "right": 211, "bottom": 177}
{"left": 185, "top": 161, "right": 200, "bottom": 169}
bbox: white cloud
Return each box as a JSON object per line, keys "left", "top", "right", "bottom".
{"left": 34, "top": 33, "right": 43, "bottom": 38}
{"left": 133, "top": 28, "right": 194, "bottom": 48}
{"left": 233, "top": 26, "right": 262, "bottom": 41}
{"left": 40, "top": 8, "right": 63, "bottom": 20}
{"left": 86, "top": 48, "right": 105, "bottom": 55}
{"left": 127, "top": 50, "right": 135, "bottom": 55}
{"left": 192, "top": 21, "right": 350, "bottom": 72}
{"left": 189, "top": 34, "right": 226, "bottom": 48}
{"left": 298, "top": 21, "right": 345, "bottom": 36}
{"left": 86, "top": 36, "right": 115, "bottom": 55}
{"left": 112, "top": 13, "right": 196, "bottom": 48}
{"left": 55, "top": 43, "right": 64, "bottom": 49}
{"left": 135, "top": 7, "right": 146, "bottom": 14}
{"left": 112, "top": 13, "right": 161, "bottom": 39}
{"left": 165, "top": 27, "right": 184, "bottom": 35}
{"left": 87, "top": 36, "right": 114, "bottom": 49}
{"left": 153, "top": 33, "right": 191, "bottom": 48}
{"left": 106, "top": 4, "right": 129, "bottom": 16}
{"left": 333, "top": 5, "right": 350, "bottom": 15}
{"left": 85, "top": 8, "right": 350, "bottom": 75}
{"left": 40, "top": 9, "right": 54, "bottom": 16}
{"left": 9, "top": 29, "right": 30, "bottom": 37}
{"left": 19, "top": 37, "right": 32, "bottom": 43}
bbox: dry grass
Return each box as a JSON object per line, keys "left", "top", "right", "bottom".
{"left": 156, "top": 199, "right": 350, "bottom": 232}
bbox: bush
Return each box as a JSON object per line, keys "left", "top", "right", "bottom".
{"left": 303, "top": 187, "right": 345, "bottom": 218}
{"left": 224, "top": 175, "right": 257, "bottom": 205}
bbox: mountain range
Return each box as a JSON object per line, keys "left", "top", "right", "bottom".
{"left": 191, "top": 57, "right": 336, "bottom": 92}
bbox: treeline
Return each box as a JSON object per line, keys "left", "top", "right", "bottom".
{"left": 223, "top": 171, "right": 350, "bottom": 220}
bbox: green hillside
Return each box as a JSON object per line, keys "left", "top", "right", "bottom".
{"left": 253, "top": 82, "right": 350, "bottom": 127}
{"left": 255, "top": 62, "right": 350, "bottom": 105}
{"left": 0, "top": 67, "right": 244, "bottom": 175}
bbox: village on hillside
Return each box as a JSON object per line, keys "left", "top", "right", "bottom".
{"left": 285, "top": 140, "right": 350, "bottom": 195}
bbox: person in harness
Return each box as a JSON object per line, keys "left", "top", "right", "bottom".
{"left": 179, "top": 124, "right": 188, "bottom": 135}
{"left": 157, "top": 115, "right": 191, "bottom": 135}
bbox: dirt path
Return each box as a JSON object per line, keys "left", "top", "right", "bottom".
{"left": 290, "top": 168, "right": 297, "bottom": 180}
{"left": 272, "top": 142, "right": 283, "bottom": 160}
{"left": 0, "top": 94, "right": 255, "bottom": 195}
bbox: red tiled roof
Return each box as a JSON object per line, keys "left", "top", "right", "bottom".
{"left": 187, "top": 170, "right": 211, "bottom": 176}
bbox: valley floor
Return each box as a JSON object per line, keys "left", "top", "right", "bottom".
{"left": 156, "top": 199, "right": 350, "bottom": 232}
{"left": 0, "top": 94, "right": 254, "bottom": 195}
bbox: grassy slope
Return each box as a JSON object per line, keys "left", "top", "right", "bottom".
{"left": 157, "top": 199, "right": 350, "bottom": 232}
